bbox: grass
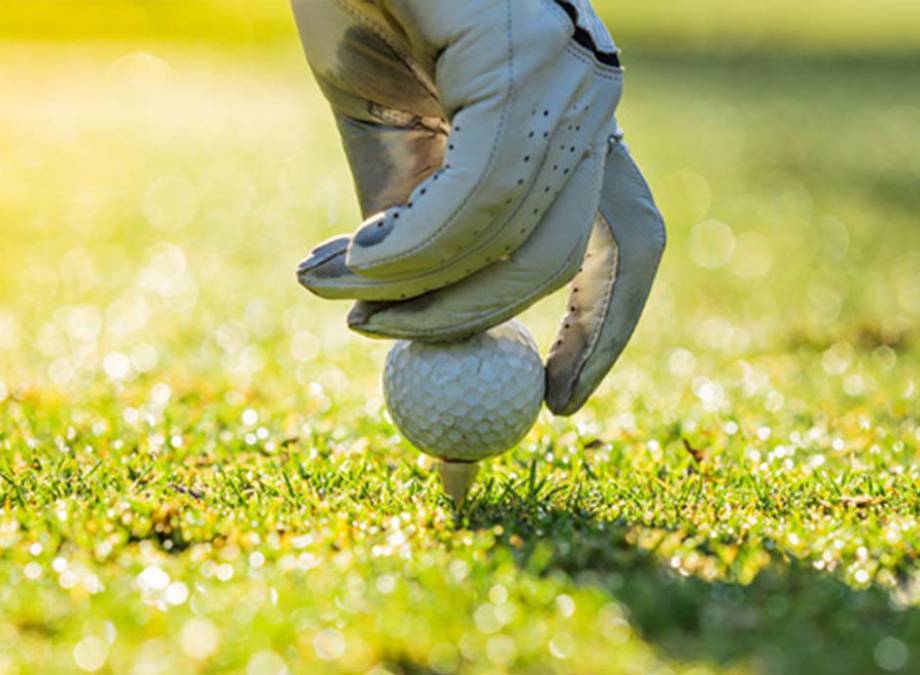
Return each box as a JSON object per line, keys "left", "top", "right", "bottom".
{"left": 0, "top": 25, "right": 919, "bottom": 675}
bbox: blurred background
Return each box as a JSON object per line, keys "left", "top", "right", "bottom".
{"left": 0, "top": 0, "right": 918, "bottom": 405}
{"left": 1, "top": 3, "right": 919, "bottom": 674}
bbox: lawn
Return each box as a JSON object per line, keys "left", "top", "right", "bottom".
{"left": 0, "top": 4, "right": 919, "bottom": 674}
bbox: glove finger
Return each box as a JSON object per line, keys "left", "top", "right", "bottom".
{"left": 298, "top": 235, "right": 428, "bottom": 301}
{"left": 342, "top": 78, "right": 622, "bottom": 301}
{"left": 545, "top": 136, "right": 667, "bottom": 416}
{"left": 346, "top": 1, "right": 623, "bottom": 289}
{"left": 298, "top": 101, "right": 620, "bottom": 302}
{"left": 346, "top": 144, "right": 606, "bottom": 340}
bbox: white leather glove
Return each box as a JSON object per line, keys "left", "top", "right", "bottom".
{"left": 293, "top": 0, "right": 666, "bottom": 415}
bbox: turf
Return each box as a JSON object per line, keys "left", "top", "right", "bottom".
{"left": 0, "top": 25, "right": 919, "bottom": 675}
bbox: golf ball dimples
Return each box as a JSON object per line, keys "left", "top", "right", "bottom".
{"left": 384, "top": 320, "right": 545, "bottom": 462}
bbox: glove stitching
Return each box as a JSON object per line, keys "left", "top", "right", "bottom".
{"left": 353, "top": 2, "right": 619, "bottom": 275}
{"left": 309, "top": 149, "right": 609, "bottom": 307}
{"left": 302, "top": 249, "right": 346, "bottom": 274}
{"left": 354, "top": 0, "right": 517, "bottom": 270}
{"left": 557, "top": 142, "right": 621, "bottom": 404}
{"left": 564, "top": 136, "right": 668, "bottom": 410}
{"left": 357, "top": 236, "right": 587, "bottom": 339}
{"left": 566, "top": 210, "right": 619, "bottom": 400}
{"left": 339, "top": 4, "right": 618, "bottom": 299}
{"left": 358, "top": 149, "right": 604, "bottom": 336}
{"left": 564, "top": 44, "right": 622, "bottom": 80}
{"left": 358, "top": 68, "right": 621, "bottom": 277}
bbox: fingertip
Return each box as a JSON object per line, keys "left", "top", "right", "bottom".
{"left": 346, "top": 301, "right": 381, "bottom": 331}
{"left": 297, "top": 247, "right": 358, "bottom": 300}
{"left": 352, "top": 213, "right": 396, "bottom": 250}
{"left": 300, "top": 235, "right": 350, "bottom": 269}
{"left": 543, "top": 373, "right": 579, "bottom": 417}
{"left": 346, "top": 303, "right": 419, "bottom": 340}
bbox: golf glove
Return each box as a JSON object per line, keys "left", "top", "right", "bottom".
{"left": 293, "top": 0, "right": 666, "bottom": 415}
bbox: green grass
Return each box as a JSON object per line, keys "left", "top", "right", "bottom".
{"left": 0, "top": 33, "right": 919, "bottom": 675}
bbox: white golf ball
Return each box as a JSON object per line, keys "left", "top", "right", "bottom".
{"left": 383, "top": 320, "right": 545, "bottom": 462}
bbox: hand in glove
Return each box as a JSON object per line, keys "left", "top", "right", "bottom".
{"left": 293, "top": 0, "right": 666, "bottom": 415}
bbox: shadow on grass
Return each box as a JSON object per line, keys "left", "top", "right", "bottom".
{"left": 466, "top": 491, "right": 919, "bottom": 675}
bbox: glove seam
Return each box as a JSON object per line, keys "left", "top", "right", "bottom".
{"left": 564, "top": 44, "right": 623, "bottom": 80}
{"left": 354, "top": 236, "right": 587, "bottom": 339}
{"left": 352, "top": 0, "right": 517, "bottom": 272}
{"left": 354, "top": 143, "right": 606, "bottom": 336}
{"left": 356, "top": 65, "right": 621, "bottom": 277}
{"left": 564, "top": 139, "right": 660, "bottom": 409}
{"left": 563, "top": 208, "right": 620, "bottom": 405}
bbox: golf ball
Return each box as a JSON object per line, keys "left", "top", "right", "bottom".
{"left": 383, "top": 320, "right": 545, "bottom": 462}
